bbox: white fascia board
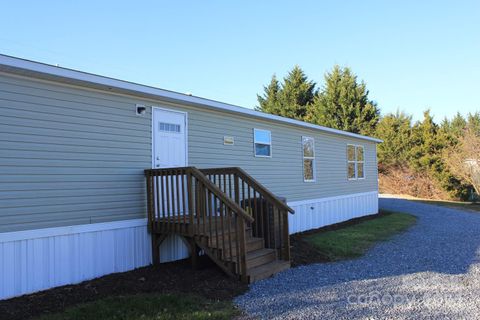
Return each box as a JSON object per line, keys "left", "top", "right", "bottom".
{"left": 0, "top": 54, "right": 382, "bottom": 143}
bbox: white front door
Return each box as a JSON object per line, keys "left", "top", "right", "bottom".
{"left": 152, "top": 108, "right": 187, "bottom": 169}
{"left": 152, "top": 108, "right": 190, "bottom": 263}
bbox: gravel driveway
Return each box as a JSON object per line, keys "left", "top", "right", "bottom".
{"left": 235, "top": 197, "right": 480, "bottom": 319}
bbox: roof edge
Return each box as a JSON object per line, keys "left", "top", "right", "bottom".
{"left": 0, "top": 54, "right": 382, "bottom": 143}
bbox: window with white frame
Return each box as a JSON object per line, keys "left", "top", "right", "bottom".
{"left": 302, "top": 136, "right": 315, "bottom": 182}
{"left": 347, "top": 145, "right": 365, "bottom": 180}
{"left": 254, "top": 129, "right": 272, "bottom": 157}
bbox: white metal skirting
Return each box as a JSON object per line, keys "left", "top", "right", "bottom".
{"left": 0, "top": 219, "right": 189, "bottom": 300}
{"left": 288, "top": 191, "right": 379, "bottom": 234}
{"left": 0, "top": 191, "right": 377, "bottom": 300}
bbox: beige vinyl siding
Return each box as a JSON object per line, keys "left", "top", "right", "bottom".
{"left": 0, "top": 74, "right": 151, "bottom": 232}
{"left": 0, "top": 73, "right": 378, "bottom": 233}
{"left": 187, "top": 110, "right": 377, "bottom": 200}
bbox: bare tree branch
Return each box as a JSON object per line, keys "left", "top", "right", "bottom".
{"left": 443, "top": 127, "right": 480, "bottom": 195}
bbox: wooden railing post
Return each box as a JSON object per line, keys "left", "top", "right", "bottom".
{"left": 234, "top": 173, "right": 240, "bottom": 205}
{"left": 187, "top": 170, "right": 194, "bottom": 236}
{"left": 238, "top": 216, "right": 248, "bottom": 282}
{"left": 282, "top": 209, "right": 290, "bottom": 261}
{"left": 145, "top": 171, "right": 153, "bottom": 233}
{"left": 199, "top": 182, "right": 207, "bottom": 237}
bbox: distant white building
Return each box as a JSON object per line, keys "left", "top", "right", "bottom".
{"left": 465, "top": 159, "right": 480, "bottom": 188}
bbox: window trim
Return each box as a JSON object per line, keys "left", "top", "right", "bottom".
{"left": 347, "top": 144, "right": 366, "bottom": 180}
{"left": 302, "top": 136, "right": 316, "bottom": 182}
{"left": 253, "top": 128, "right": 272, "bottom": 158}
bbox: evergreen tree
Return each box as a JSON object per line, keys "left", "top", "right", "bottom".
{"left": 256, "top": 66, "right": 315, "bottom": 120}
{"left": 450, "top": 112, "right": 468, "bottom": 136}
{"left": 409, "top": 110, "right": 441, "bottom": 171}
{"left": 375, "top": 110, "right": 412, "bottom": 167}
{"left": 409, "top": 110, "right": 470, "bottom": 199}
{"left": 256, "top": 75, "right": 282, "bottom": 115}
{"left": 467, "top": 112, "right": 480, "bottom": 134}
{"left": 279, "top": 66, "right": 316, "bottom": 119}
{"left": 437, "top": 113, "right": 466, "bottom": 148}
{"left": 306, "top": 65, "right": 380, "bottom": 135}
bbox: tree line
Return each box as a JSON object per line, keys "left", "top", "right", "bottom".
{"left": 256, "top": 66, "right": 480, "bottom": 200}
{"left": 257, "top": 66, "right": 380, "bottom": 135}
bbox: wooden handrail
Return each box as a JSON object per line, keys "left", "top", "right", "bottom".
{"left": 200, "top": 166, "right": 293, "bottom": 262}
{"left": 200, "top": 167, "right": 295, "bottom": 214}
{"left": 233, "top": 167, "right": 295, "bottom": 214}
{"left": 145, "top": 167, "right": 254, "bottom": 224}
{"left": 188, "top": 167, "right": 255, "bottom": 223}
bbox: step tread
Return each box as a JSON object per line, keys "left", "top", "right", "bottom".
{"left": 206, "top": 242, "right": 273, "bottom": 262}
{"left": 197, "top": 227, "right": 252, "bottom": 237}
{"left": 207, "top": 238, "right": 264, "bottom": 258}
{"left": 247, "top": 260, "right": 290, "bottom": 281}
{"left": 246, "top": 248, "right": 275, "bottom": 260}
{"left": 202, "top": 235, "right": 261, "bottom": 246}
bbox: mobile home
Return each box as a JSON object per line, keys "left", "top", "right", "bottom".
{"left": 0, "top": 55, "right": 380, "bottom": 299}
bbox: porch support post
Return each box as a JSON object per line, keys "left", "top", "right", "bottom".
{"left": 188, "top": 237, "right": 199, "bottom": 269}
{"left": 151, "top": 234, "right": 160, "bottom": 265}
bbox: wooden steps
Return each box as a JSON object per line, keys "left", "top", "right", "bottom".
{"left": 145, "top": 166, "right": 293, "bottom": 284}
{"left": 196, "top": 230, "right": 288, "bottom": 282}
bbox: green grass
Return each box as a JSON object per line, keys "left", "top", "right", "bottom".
{"left": 306, "top": 210, "right": 417, "bottom": 261}
{"left": 412, "top": 199, "right": 480, "bottom": 213}
{"left": 35, "top": 293, "right": 239, "bottom": 320}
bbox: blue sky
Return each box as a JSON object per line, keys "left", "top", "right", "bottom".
{"left": 1, "top": 1, "right": 479, "bottom": 122}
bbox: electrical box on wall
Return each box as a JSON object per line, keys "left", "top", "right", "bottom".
{"left": 223, "top": 136, "right": 234, "bottom": 145}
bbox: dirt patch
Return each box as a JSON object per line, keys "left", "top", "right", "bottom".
{"left": 290, "top": 235, "right": 330, "bottom": 266}
{"left": 290, "top": 212, "right": 387, "bottom": 267}
{"left": 0, "top": 258, "right": 247, "bottom": 320}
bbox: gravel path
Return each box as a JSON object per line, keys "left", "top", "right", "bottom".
{"left": 235, "top": 197, "right": 480, "bottom": 319}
